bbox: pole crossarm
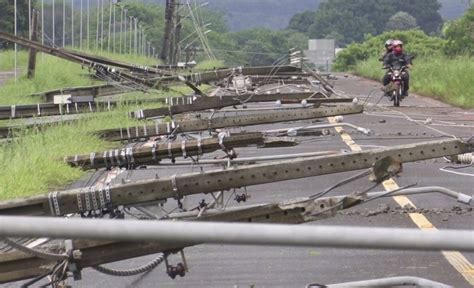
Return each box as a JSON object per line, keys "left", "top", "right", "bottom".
{"left": 0, "top": 138, "right": 470, "bottom": 217}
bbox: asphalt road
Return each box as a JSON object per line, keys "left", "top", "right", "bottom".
{"left": 3, "top": 75, "right": 474, "bottom": 287}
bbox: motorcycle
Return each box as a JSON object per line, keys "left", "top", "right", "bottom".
{"left": 384, "top": 65, "right": 408, "bottom": 107}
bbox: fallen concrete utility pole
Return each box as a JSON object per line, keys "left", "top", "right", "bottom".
{"left": 0, "top": 100, "right": 115, "bottom": 120}
{"left": 0, "top": 189, "right": 470, "bottom": 284}
{"left": 0, "top": 138, "right": 470, "bottom": 216}
{"left": 65, "top": 132, "right": 285, "bottom": 170}
{"left": 0, "top": 217, "right": 473, "bottom": 252}
{"left": 155, "top": 151, "right": 341, "bottom": 166}
{"left": 0, "top": 31, "right": 170, "bottom": 76}
{"left": 129, "top": 91, "right": 338, "bottom": 119}
{"left": 0, "top": 32, "right": 309, "bottom": 89}
{"left": 0, "top": 32, "right": 167, "bottom": 86}
{"left": 33, "top": 84, "right": 126, "bottom": 102}
{"left": 100, "top": 105, "right": 363, "bottom": 141}
{"left": 151, "top": 65, "right": 303, "bottom": 85}
{"left": 0, "top": 96, "right": 176, "bottom": 120}
{"left": 0, "top": 195, "right": 347, "bottom": 283}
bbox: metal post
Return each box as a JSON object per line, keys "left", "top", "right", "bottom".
{"left": 41, "top": 0, "right": 44, "bottom": 45}
{"left": 100, "top": 0, "right": 104, "bottom": 50}
{"left": 119, "top": 6, "right": 123, "bottom": 54}
{"left": 95, "top": 0, "right": 99, "bottom": 51}
{"left": 107, "top": 0, "right": 112, "bottom": 53}
{"left": 28, "top": 0, "right": 32, "bottom": 39}
{"left": 87, "top": 0, "right": 90, "bottom": 50}
{"left": 128, "top": 15, "right": 132, "bottom": 54}
{"left": 14, "top": 0, "right": 17, "bottom": 82}
{"left": 134, "top": 18, "right": 137, "bottom": 55}
{"left": 52, "top": 0, "right": 55, "bottom": 46}
{"left": 112, "top": 2, "right": 115, "bottom": 53}
{"left": 71, "top": 0, "right": 74, "bottom": 48}
{"left": 123, "top": 9, "right": 128, "bottom": 54}
{"left": 62, "top": 0, "right": 65, "bottom": 47}
{"left": 137, "top": 24, "right": 140, "bottom": 55}
{"left": 80, "top": 0, "right": 83, "bottom": 50}
{"left": 323, "top": 277, "right": 452, "bottom": 288}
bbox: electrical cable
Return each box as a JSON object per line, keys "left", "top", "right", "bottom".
{"left": 92, "top": 252, "right": 169, "bottom": 277}
{"left": 2, "top": 238, "right": 68, "bottom": 261}
{"left": 308, "top": 169, "right": 372, "bottom": 200}
{"left": 362, "top": 183, "right": 418, "bottom": 203}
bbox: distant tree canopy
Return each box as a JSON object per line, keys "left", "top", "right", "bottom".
{"left": 333, "top": 30, "right": 446, "bottom": 70}
{"left": 288, "top": 0, "right": 443, "bottom": 46}
{"left": 386, "top": 12, "right": 418, "bottom": 31}
{"left": 443, "top": 6, "right": 474, "bottom": 55}
{"left": 0, "top": 0, "right": 33, "bottom": 48}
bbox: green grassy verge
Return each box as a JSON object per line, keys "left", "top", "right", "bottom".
{"left": 0, "top": 51, "right": 97, "bottom": 105}
{"left": 0, "top": 103, "right": 145, "bottom": 200}
{"left": 195, "top": 59, "right": 226, "bottom": 70}
{"left": 0, "top": 49, "right": 159, "bottom": 105}
{"left": 353, "top": 56, "right": 474, "bottom": 108}
{"left": 0, "top": 50, "right": 203, "bottom": 200}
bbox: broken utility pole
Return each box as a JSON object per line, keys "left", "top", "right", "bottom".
{"left": 27, "top": 10, "right": 39, "bottom": 79}
{"left": 130, "top": 92, "right": 353, "bottom": 119}
{"left": 0, "top": 138, "right": 470, "bottom": 217}
{"left": 66, "top": 132, "right": 275, "bottom": 170}
{"left": 101, "top": 104, "right": 363, "bottom": 141}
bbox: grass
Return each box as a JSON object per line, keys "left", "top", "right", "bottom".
{"left": 0, "top": 51, "right": 97, "bottom": 105}
{"left": 0, "top": 47, "right": 220, "bottom": 200}
{"left": 0, "top": 102, "right": 152, "bottom": 200}
{"left": 195, "top": 59, "right": 226, "bottom": 70}
{"left": 74, "top": 47, "right": 160, "bottom": 66}
{"left": 0, "top": 48, "right": 160, "bottom": 105}
{"left": 353, "top": 55, "right": 474, "bottom": 108}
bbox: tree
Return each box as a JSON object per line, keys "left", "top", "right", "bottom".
{"left": 0, "top": 0, "right": 32, "bottom": 48}
{"left": 288, "top": 10, "right": 317, "bottom": 33}
{"left": 385, "top": 12, "right": 418, "bottom": 31}
{"left": 443, "top": 6, "right": 474, "bottom": 55}
{"left": 392, "top": 0, "right": 443, "bottom": 34}
{"left": 287, "top": 0, "right": 443, "bottom": 46}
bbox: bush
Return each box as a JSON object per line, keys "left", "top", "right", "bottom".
{"left": 443, "top": 6, "right": 474, "bottom": 56}
{"left": 334, "top": 30, "right": 446, "bottom": 70}
{"left": 353, "top": 55, "right": 474, "bottom": 108}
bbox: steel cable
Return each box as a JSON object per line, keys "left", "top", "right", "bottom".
{"left": 92, "top": 252, "right": 169, "bottom": 277}
{"left": 2, "top": 237, "right": 68, "bottom": 261}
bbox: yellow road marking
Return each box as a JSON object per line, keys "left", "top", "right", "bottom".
{"left": 329, "top": 117, "right": 474, "bottom": 285}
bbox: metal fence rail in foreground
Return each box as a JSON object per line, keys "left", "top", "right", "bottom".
{"left": 308, "top": 276, "right": 452, "bottom": 288}
{"left": 0, "top": 216, "right": 473, "bottom": 252}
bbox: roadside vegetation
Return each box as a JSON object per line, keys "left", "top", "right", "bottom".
{"left": 0, "top": 105, "right": 142, "bottom": 200}
{"left": 0, "top": 49, "right": 160, "bottom": 105}
{"left": 0, "top": 47, "right": 205, "bottom": 200}
{"left": 334, "top": 7, "right": 474, "bottom": 108}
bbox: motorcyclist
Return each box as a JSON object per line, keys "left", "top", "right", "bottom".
{"left": 382, "top": 40, "right": 412, "bottom": 97}
{"left": 379, "top": 39, "right": 393, "bottom": 62}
